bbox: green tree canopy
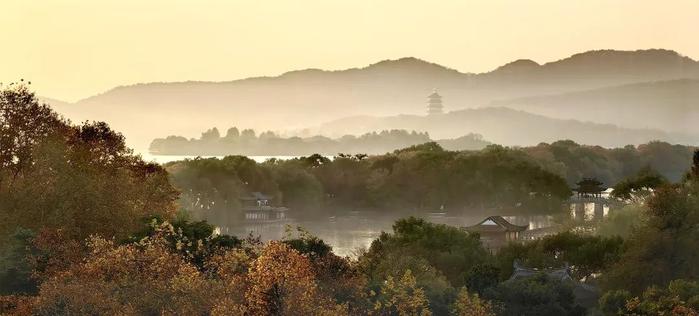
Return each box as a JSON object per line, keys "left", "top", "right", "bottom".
{"left": 0, "top": 84, "right": 178, "bottom": 242}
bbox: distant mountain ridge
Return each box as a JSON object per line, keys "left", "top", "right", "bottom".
{"left": 315, "top": 107, "right": 696, "bottom": 148}
{"left": 492, "top": 79, "right": 699, "bottom": 134}
{"left": 499, "top": 49, "right": 697, "bottom": 75}
{"left": 44, "top": 49, "right": 699, "bottom": 148}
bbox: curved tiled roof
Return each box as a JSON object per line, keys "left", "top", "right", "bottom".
{"left": 463, "top": 216, "right": 528, "bottom": 233}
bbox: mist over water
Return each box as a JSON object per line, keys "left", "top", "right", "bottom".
{"left": 219, "top": 211, "right": 556, "bottom": 257}
{"left": 4, "top": 2, "right": 699, "bottom": 314}
{"left": 138, "top": 150, "right": 300, "bottom": 164}
{"left": 47, "top": 49, "right": 699, "bottom": 151}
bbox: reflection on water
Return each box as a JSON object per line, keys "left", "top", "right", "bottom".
{"left": 141, "top": 152, "right": 607, "bottom": 256}
{"left": 139, "top": 151, "right": 564, "bottom": 257}
{"left": 219, "top": 212, "right": 556, "bottom": 257}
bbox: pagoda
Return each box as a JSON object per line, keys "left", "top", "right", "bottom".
{"left": 427, "top": 89, "right": 443, "bottom": 115}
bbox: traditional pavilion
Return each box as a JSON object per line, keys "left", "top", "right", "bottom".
{"left": 239, "top": 192, "right": 288, "bottom": 221}
{"left": 427, "top": 89, "right": 444, "bottom": 115}
{"left": 574, "top": 178, "right": 606, "bottom": 198}
{"left": 463, "top": 216, "right": 528, "bottom": 251}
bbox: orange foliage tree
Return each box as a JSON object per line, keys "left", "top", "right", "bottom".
{"left": 18, "top": 226, "right": 365, "bottom": 315}
{"left": 373, "top": 269, "right": 432, "bottom": 316}
{"left": 31, "top": 229, "right": 219, "bottom": 315}
{"left": 451, "top": 287, "right": 495, "bottom": 316}
{"left": 244, "top": 241, "right": 347, "bottom": 315}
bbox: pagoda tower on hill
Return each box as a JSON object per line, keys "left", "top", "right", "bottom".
{"left": 427, "top": 89, "right": 443, "bottom": 115}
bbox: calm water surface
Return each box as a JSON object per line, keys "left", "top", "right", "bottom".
{"left": 140, "top": 152, "right": 300, "bottom": 164}
{"left": 218, "top": 212, "right": 556, "bottom": 257}
{"left": 142, "top": 151, "right": 567, "bottom": 257}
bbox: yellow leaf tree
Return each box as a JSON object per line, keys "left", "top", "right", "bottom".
{"left": 244, "top": 241, "right": 347, "bottom": 315}
{"left": 374, "top": 269, "right": 432, "bottom": 316}
{"left": 451, "top": 287, "right": 495, "bottom": 316}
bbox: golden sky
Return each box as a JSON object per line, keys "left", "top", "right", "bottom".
{"left": 2, "top": 0, "right": 698, "bottom": 101}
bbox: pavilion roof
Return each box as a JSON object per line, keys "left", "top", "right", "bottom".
{"left": 464, "top": 216, "right": 528, "bottom": 233}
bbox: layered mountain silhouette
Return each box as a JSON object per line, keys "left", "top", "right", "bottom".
{"left": 491, "top": 79, "right": 699, "bottom": 134}
{"left": 45, "top": 49, "right": 699, "bottom": 149}
{"left": 314, "top": 107, "right": 693, "bottom": 148}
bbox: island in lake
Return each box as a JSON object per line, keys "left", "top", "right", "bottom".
{"left": 150, "top": 128, "right": 493, "bottom": 156}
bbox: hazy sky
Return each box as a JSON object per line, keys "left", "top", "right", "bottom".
{"left": 2, "top": 0, "right": 698, "bottom": 101}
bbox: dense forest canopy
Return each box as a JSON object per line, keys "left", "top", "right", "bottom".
{"left": 166, "top": 143, "right": 573, "bottom": 222}
{"left": 164, "top": 139, "right": 695, "bottom": 222}
{"left": 521, "top": 140, "right": 695, "bottom": 184}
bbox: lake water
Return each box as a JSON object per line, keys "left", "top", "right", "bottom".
{"left": 217, "top": 212, "right": 557, "bottom": 257}
{"left": 141, "top": 151, "right": 592, "bottom": 257}
{"left": 139, "top": 152, "right": 301, "bottom": 164}
{"left": 139, "top": 151, "right": 557, "bottom": 256}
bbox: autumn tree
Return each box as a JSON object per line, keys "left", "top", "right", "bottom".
{"left": 244, "top": 241, "right": 346, "bottom": 315}
{"left": 0, "top": 295, "right": 33, "bottom": 316}
{"left": 129, "top": 218, "right": 242, "bottom": 269}
{"left": 600, "top": 285, "right": 697, "bottom": 316}
{"left": 602, "top": 157, "right": 699, "bottom": 293}
{"left": 208, "top": 249, "right": 253, "bottom": 315}
{"left": 283, "top": 226, "right": 370, "bottom": 314}
{"left": 0, "top": 84, "right": 178, "bottom": 242}
{"left": 360, "top": 217, "right": 487, "bottom": 314}
{"left": 0, "top": 82, "right": 67, "bottom": 180}
{"left": 31, "top": 226, "right": 218, "bottom": 315}
{"left": 451, "top": 287, "right": 495, "bottom": 316}
{"left": 363, "top": 217, "right": 489, "bottom": 287}
{"left": 373, "top": 269, "right": 432, "bottom": 316}
{"left": 26, "top": 229, "right": 84, "bottom": 284}
{"left": 598, "top": 290, "right": 632, "bottom": 316}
